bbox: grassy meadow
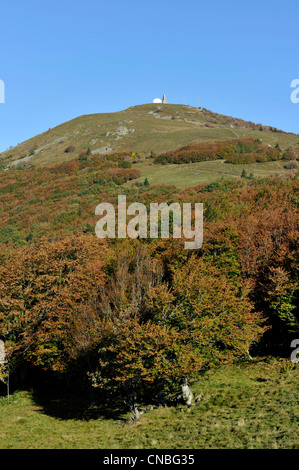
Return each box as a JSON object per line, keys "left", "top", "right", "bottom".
{"left": 132, "top": 159, "right": 292, "bottom": 188}
{"left": 0, "top": 359, "right": 298, "bottom": 449}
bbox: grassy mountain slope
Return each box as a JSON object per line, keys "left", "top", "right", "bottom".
{"left": 132, "top": 159, "right": 294, "bottom": 189}
{"left": 1, "top": 104, "right": 299, "bottom": 169}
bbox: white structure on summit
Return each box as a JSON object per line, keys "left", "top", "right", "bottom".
{"left": 152, "top": 94, "right": 167, "bottom": 104}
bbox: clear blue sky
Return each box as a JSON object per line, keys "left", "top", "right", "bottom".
{"left": 1, "top": 0, "right": 299, "bottom": 152}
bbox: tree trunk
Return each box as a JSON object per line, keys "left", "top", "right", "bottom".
{"left": 181, "top": 378, "right": 193, "bottom": 407}
{"left": 127, "top": 392, "right": 140, "bottom": 422}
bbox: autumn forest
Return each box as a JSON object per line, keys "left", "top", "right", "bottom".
{"left": 0, "top": 136, "right": 298, "bottom": 431}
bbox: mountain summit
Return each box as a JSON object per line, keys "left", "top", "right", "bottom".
{"left": 1, "top": 103, "right": 298, "bottom": 169}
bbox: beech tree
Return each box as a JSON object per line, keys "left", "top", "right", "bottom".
{"left": 90, "top": 316, "right": 203, "bottom": 421}
{"left": 144, "top": 256, "right": 267, "bottom": 361}
{"left": 0, "top": 235, "right": 107, "bottom": 373}
{"left": 89, "top": 255, "right": 267, "bottom": 420}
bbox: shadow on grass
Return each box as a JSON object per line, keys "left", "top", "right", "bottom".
{"left": 3, "top": 363, "right": 131, "bottom": 422}
{"left": 6, "top": 363, "right": 138, "bottom": 423}
{"left": 29, "top": 383, "right": 130, "bottom": 422}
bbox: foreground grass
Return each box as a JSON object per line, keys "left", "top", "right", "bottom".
{"left": 0, "top": 358, "right": 298, "bottom": 449}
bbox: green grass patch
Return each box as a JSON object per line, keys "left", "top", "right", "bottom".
{"left": 0, "top": 359, "right": 298, "bottom": 449}
{"left": 132, "top": 160, "right": 291, "bottom": 189}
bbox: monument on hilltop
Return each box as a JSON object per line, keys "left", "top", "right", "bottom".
{"left": 152, "top": 93, "right": 167, "bottom": 104}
